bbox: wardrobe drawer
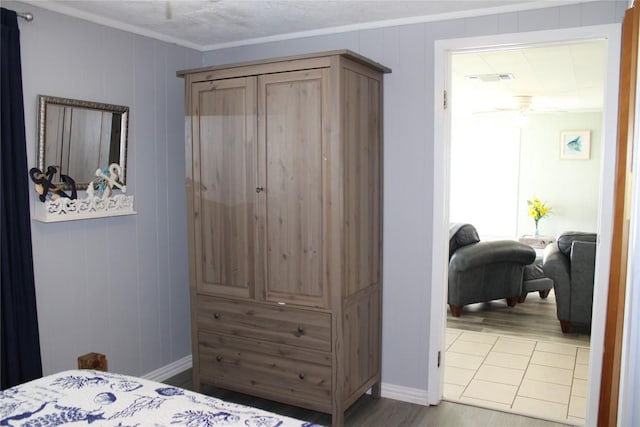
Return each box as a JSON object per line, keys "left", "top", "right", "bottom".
{"left": 196, "top": 296, "right": 331, "bottom": 352}
{"left": 199, "top": 332, "right": 332, "bottom": 412}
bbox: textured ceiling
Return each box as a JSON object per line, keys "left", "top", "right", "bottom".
{"left": 25, "top": 0, "right": 583, "bottom": 50}
{"left": 22, "top": 0, "right": 606, "bottom": 112}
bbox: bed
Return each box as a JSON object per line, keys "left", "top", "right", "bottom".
{"left": 0, "top": 369, "right": 322, "bottom": 426}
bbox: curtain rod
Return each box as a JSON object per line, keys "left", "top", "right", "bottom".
{"left": 18, "top": 12, "right": 34, "bottom": 22}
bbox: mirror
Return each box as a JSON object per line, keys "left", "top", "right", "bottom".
{"left": 37, "top": 95, "right": 129, "bottom": 190}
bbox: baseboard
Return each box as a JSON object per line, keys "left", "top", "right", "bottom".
{"left": 141, "top": 356, "right": 428, "bottom": 407}
{"left": 380, "top": 382, "right": 429, "bottom": 406}
{"left": 142, "top": 355, "right": 192, "bottom": 382}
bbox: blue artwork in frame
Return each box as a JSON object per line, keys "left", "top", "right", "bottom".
{"left": 560, "top": 130, "right": 590, "bottom": 160}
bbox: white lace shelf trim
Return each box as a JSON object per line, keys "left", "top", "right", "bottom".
{"left": 33, "top": 194, "right": 136, "bottom": 222}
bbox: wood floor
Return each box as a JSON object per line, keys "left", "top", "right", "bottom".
{"left": 446, "top": 289, "right": 590, "bottom": 347}
{"left": 163, "top": 292, "right": 583, "bottom": 426}
{"left": 164, "top": 369, "right": 568, "bottom": 426}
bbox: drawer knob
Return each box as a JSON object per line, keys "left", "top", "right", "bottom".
{"left": 294, "top": 326, "right": 305, "bottom": 337}
{"left": 213, "top": 313, "right": 221, "bottom": 320}
{"left": 298, "top": 372, "right": 305, "bottom": 380}
{"left": 215, "top": 355, "right": 222, "bottom": 362}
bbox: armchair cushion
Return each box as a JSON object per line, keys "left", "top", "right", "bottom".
{"left": 557, "top": 231, "right": 597, "bottom": 256}
{"left": 449, "top": 223, "right": 480, "bottom": 256}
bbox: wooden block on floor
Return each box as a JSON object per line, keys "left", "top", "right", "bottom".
{"left": 77, "top": 352, "right": 107, "bottom": 371}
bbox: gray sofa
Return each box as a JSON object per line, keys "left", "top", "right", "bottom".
{"left": 542, "top": 231, "right": 597, "bottom": 333}
{"left": 448, "top": 223, "right": 537, "bottom": 317}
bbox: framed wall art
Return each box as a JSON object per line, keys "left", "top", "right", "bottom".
{"left": 560, "top": 130, "right": 590, "bottom": 160}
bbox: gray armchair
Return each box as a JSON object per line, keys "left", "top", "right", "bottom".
{"left": 542, "top": 231, "right": 597, "bottom": 333}
{"left": 448, "top": 224, "right": 536, "bottom": 317}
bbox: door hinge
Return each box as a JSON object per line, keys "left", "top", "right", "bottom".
{"left": 443, "top": 90, "right": 448, "bottom": 110}
{"left": 437, "top": 350, "right": 441, "bottom": 367}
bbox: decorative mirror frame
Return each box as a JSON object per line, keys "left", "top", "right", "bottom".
{"left": 37, "top": 95, "right": 129, "bottom": 190}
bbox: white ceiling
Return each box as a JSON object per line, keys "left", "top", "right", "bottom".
{"left": 452, "top": 41, "right": 606, "bottom": 115}
{"left": 25, "top": 0, "right": 592, "bottom": 50}
{"left": 21, "top": 0, "right": 607, "bottom": 112}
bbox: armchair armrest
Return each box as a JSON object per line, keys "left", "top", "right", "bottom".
{"left": 541, "top": 243, "right": 570, "bottom": 288}
{"left": 450, "top": 240, "right": 536, "bottom": 272}
{"left": 569, "top": 240, "right": 596, "bottom": 324}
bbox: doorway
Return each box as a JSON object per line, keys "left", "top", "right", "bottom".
{"left": 444, "top": 42, "right": 603, "bottom": 424}
{"left": 429, "top": 24, "right": 622, "bottom": 427}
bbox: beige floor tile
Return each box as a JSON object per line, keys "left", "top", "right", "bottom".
{"left": 525, "top": 364, "right": 573, "bottom": 386}
{"left": 458, "top": 395, "right": 512, "bottom": 411}
{"left": 567, "top": 415, "right": 585, "bottom": 425}
{"left": 574, "top": 363, "right": 589, "bottom": 380}
{"left": 536, "top": 341, "right": 578, "bottom": 356}
{"left": 484, "top": 351, "right": 530, "bottom": 370}
{"left": 446, "top": 333, "right": 460, "bottom": 350}
{"left": 493, "top": 337, "right": 536, "bottom": 356}
{"left": 569, "top": 395, "right": 586, "bottom": 418}
{"left": 571, "top": 378, "right": 587, "bottom": 397}
{"left": 462, "top": 379, "right": 517, "bottom": 405}
{"left": 474, "top": 364, "right": 524, "bottom": 386}
{"left": 443, "top": 383, "right": 465, "bottom": 400}
{"left": 457, "top": 332, "right": 499, "bottom": 345}
{"left": 512, "top": 396, "right": 569, "bottom": 421}
{"left": 444, "top": 366, "right": 475, "bottom": 386}
{"left": 531, "top": 350, "right": 576, "bottom": 370}
{"left": 576, "top": 347, "right": 590, "bottom": 365}
{"left": 518, "top": 378, "right": 571, "bottom": 404}
{"left": 445, "top": 351, "right": 484, "bottom": 371}
{"left": 448, "top": 339, "right": 493, "bottom": 357}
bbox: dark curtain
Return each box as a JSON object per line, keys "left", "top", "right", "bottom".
{"left": 1, "top": 7, "right": 42, "bottom": 389}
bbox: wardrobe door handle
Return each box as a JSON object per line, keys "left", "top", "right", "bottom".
{"left": 215, "top": 355, "right": 222, "bottom": 363}
{"left": 256, "top": 186, "right": 264, "bottom": 193}
{"left": 294, "top": 326, "right": 304, "bottom": 337}
{"left": 213, "top": 313, "right": 221, "bottom": 320}
{"left": 298, "top": 372, "right": 305, "bottom": 380}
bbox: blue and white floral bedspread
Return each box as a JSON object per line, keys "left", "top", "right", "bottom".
{"left": 0, "top": 369, "right": 323, "bottom": 426}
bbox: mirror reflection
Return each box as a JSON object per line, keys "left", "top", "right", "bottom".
{"left": 37, "top": 95, "right": 129, "bottom": 190}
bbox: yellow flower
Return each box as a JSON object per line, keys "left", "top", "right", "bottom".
{"left": 527, "top": 197, "right": 552, "bottom": 221}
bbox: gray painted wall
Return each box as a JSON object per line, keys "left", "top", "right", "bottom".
{"left": 201, "top": 1, "right": 627, "bottom": 391}
{"left": 7, "top": 1, "right": 200, "bottom": 377}
{"left": 5, "top": 0, "right": 627, "bottom": 395}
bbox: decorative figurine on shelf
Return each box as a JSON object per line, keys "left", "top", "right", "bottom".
{"left": 87, "top": 163, "right": 126, "bottom": 199}
{"left": 29, "top": 166, "right": 77, "bottom": 202}
{"left": 30, "top": 162, "right": 135, "bottom": 222}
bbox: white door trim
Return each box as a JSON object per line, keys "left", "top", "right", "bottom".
{"left": 429, "top": 24, "right": 622, "bottom": 426}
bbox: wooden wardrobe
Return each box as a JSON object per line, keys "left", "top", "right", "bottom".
{"left": 179, "top": 50, "right": 389, "bottom": 426}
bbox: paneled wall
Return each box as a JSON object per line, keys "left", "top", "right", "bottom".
{"left": 202, "top": 1, "right": 627, "bottom": 391}
{"left": 4, "top": 0, "right": 627, "bottom": 395}
{"left": 6, "top": 1, "right": 200, "bottom": 377}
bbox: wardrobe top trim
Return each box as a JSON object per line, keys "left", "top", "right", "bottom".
{"left": 176, "top": 49, "right": 391, "bottom": 77}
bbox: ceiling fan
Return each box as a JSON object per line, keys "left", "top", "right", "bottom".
{"left": 473, "top": 95, "right": 566, "bottom": 116}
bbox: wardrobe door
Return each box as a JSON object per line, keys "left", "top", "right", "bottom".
{"left": 191, "top": 77, "right": 258, "bottom": 298}
{"left": 257, "top": 69, "right": 329, "bottom": 308}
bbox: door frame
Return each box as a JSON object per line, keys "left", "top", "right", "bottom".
{"left": 429, "top": 24, "right": 622, "bottom": 425}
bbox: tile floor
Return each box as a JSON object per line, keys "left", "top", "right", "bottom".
{"left": 443, "top": 328, "right": 589, "bottom": 426}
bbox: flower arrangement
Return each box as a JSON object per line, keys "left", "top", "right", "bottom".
{"left": 527, "top": 197, "right": 551, "bottom": 237}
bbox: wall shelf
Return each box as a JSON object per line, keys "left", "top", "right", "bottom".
{"left": 33, "top": 194, "right": 136, "bottom": 223}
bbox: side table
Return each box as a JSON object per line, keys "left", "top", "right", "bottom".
{"left": 519, "top": 235, "right": 556, "bottom": 250}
